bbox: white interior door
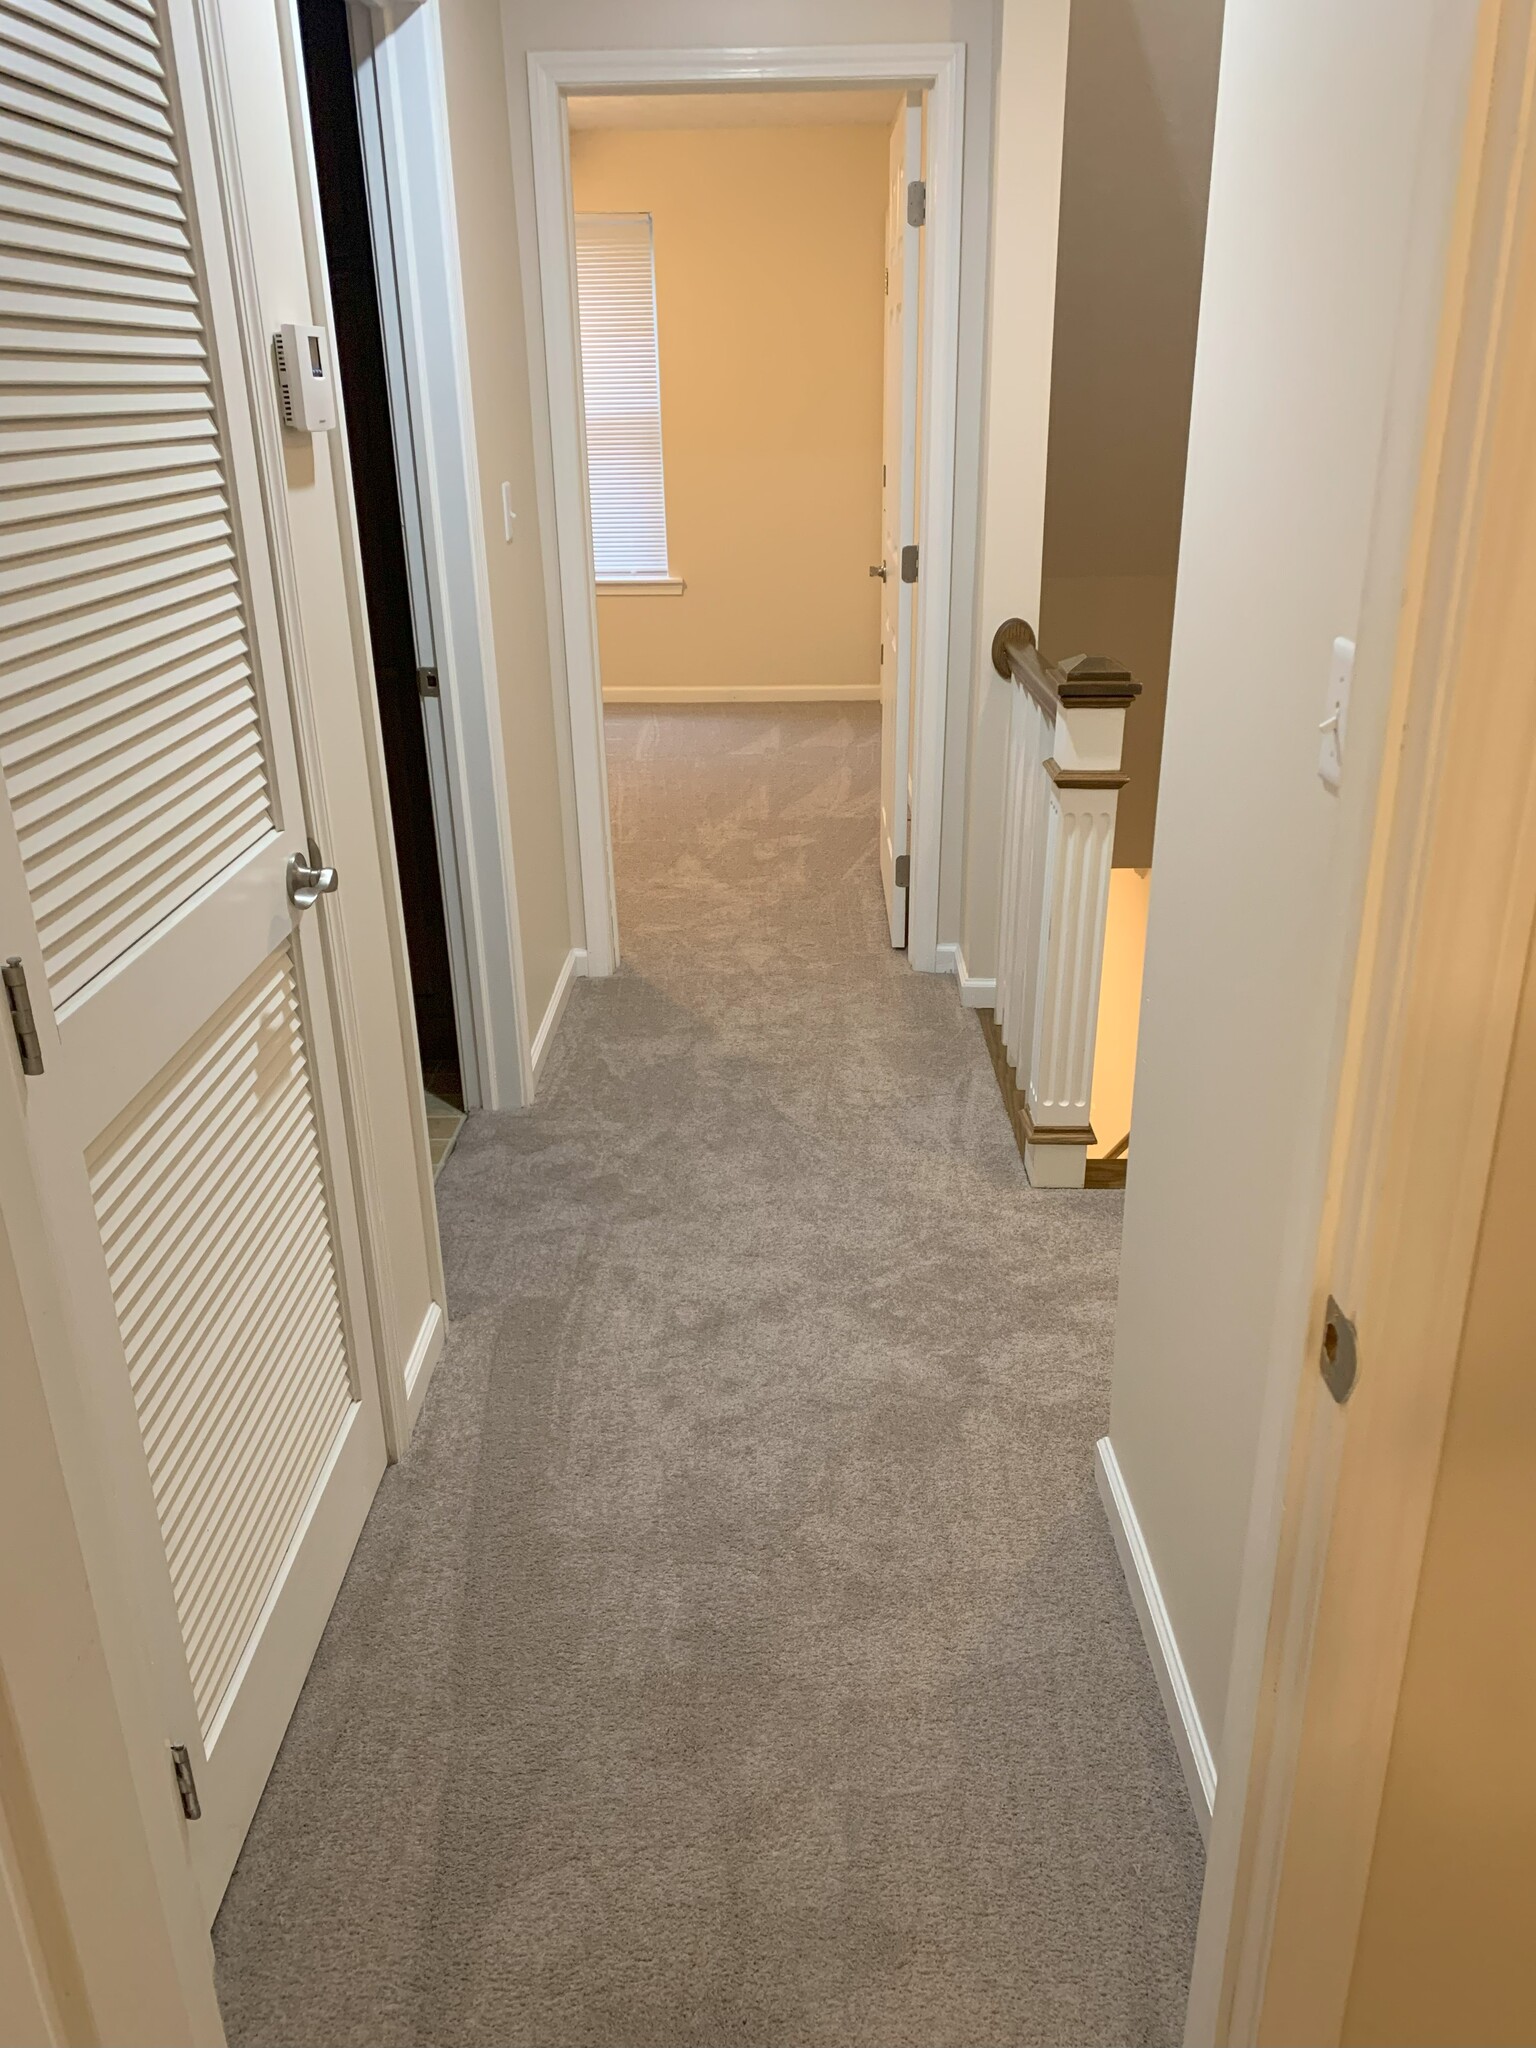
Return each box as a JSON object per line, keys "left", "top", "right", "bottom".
{"left": 877, "top": 96, "right": 922, "bottom": 949}
{"left": 0, "top": 0, "right": 386, "bottom": 1918}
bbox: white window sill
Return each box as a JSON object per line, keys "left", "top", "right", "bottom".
{"left": 596, "top": 575, "right": 685, "bottom": 597}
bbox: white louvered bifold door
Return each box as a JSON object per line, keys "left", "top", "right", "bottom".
{"left": 0, "top": 0, "right": 386, "bottom": 1919}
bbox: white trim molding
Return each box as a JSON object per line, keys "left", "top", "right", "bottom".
{"left": 351, "top": 0, "right": 534, "bottom": 1110}
{"left": 530, "top": 946, "right": 586, "bottom": 1085}
{"left": 403, "top": 1299, "right": 446, "bottom": 1429}
{"left": 597, "top": 575, "right": 685, "bottom": 596}
{"left": 1095, "top": 1437, "right": 1217, "bottom": 1838}
{"left": 943, "top": 941, "right": 997, "bottom": 1009}
{"left": 523, "top": 41, "right": 966, "bottom": 979}
{"left": 602, "top": 684, "right": 880, "bottom": 705}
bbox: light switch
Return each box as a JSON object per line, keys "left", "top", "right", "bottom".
{"left": 501, "top": 482, "right": 516, "bottom": 543}
{"left": 1318, "top": 636, "right": 1353, "bottom": 793}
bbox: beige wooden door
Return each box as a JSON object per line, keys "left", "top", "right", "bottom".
{"left": 877, "top": 97, "right": 922, "bottom": 949}
{"left": 0, "top": 0, "right": 385, "bottom": 1918}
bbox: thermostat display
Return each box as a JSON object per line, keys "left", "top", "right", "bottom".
{"left": 273, "top": 322, "right": 338, "bottom": 434}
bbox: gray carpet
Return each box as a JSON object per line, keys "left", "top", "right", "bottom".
{"left": 213, "top": 704, "right": 1203, "bottom": 2047}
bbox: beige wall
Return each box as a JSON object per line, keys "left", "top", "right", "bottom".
{"left": 440, "top": 0, "right": 580, "bottom": 1030}
{"left": 570, "top": 124, "right": 887, "bottom": 702}
{"left": 1039, "top": 572, "right": 1176, "bottom": 868}
{"left": 1037, "top": 0, "right": 1225, "bottom": 870}
{"left": 958, "top": 0, "right": 1073, "bottom": 982}
{"left": 1105, "top": 0, "right": 1477, "bottom": 1760}
{"left": 1340, "top": 924, "right": 1536, "bottom": 2048}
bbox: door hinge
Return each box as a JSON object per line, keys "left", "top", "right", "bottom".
{"left": 170, "top": 1744, "right": 202, "bottom": 1822}
{"left": 1320, "top": 1295, "right": 1359, "bottom": 1405}
{"left": 901, "top": 544, "right": 919, "bottom": 584}
{"left": 907, "top": 178, "right": 927, "bottom": 227}
{"left": 894, "top": 853, "right": 910, "bottom": 889}
{"left": 417, "top": 665, "right": 440, "bottom": 698}
{"left": 3, "top": 957, "right": 42, "bottom": 1076}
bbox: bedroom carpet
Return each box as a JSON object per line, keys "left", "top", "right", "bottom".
{"left": 212, "top": 703, "right": 1203, "bottom": 2047}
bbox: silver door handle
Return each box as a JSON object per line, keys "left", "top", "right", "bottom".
{"left": 869, "top": 563, "right": 888, "bottom": 581}
{"left": 287, "top": 851, "right": 339, "bottom": 909}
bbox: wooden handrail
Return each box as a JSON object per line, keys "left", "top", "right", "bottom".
{"left": 990, "top": 616, "right": 1142, "bottom": 711}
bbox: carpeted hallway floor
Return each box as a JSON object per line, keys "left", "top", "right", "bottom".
{"left": 213, "top": 704, "right": 1204, "bottom": 2047}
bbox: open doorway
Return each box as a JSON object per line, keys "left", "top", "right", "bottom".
{"left": 295, "top": 0, "right": 468, "bottom": 1169}
{"left": 528, "top": 52, "right": 966, "bottom": 983}
{"left": 566, "top": 89, "right": 923, "bottom": 965}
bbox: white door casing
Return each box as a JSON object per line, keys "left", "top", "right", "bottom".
{"left": 524, "top": 43, "right": 967, "bottom": 976}
{"left": 344, "top": 0, "right": 534, "bottom": 1111}
{"left": 878, "top": 96, "right": 922, "bottom": 950}
{"left": 0, "top": 0, "right": 386, "bottom": 1919}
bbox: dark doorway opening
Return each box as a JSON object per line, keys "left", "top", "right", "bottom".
{"left": 295, "top": 0, "right": 466, "bottom": 1156}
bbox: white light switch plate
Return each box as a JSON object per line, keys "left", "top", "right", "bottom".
{"left": 501, "top": 481, "right": 516, "bottom": 543}
{"left": 1318, "top": 636, "right": 1354, "bottom": 792}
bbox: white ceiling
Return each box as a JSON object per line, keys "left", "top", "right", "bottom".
{"left": 566, "top": 89, "right": 907, "bottom": 132}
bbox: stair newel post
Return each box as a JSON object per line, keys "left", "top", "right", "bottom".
{"left": 988, "top": 625, "right": 1140, "bottom": 1189}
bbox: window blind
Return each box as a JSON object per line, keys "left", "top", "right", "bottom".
{"left": 573, "top": 214, "right": 669, "bottom": 579}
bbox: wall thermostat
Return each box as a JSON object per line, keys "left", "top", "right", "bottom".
{"left": 273, "top": 322, "right": 337, "bottom": 434}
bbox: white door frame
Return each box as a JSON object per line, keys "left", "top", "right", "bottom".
{"left": 524, "top": 44, "right": 967, "bottom": 978}
{"left": 1184, "top": 0, "right": 1533, "bottom": 2037}
{"left": 348, "top": 2, "right": 488, "bottom": 1113}
{"left": 312, "top": 0, "right": 535, "bottom": 1111}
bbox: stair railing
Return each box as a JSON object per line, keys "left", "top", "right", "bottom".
{"left": 986, "top": 618, "right": 1140, "bottom": 1188}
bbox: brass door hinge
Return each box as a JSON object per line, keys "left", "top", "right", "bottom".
{"left": 3, "top": 957, "right": 42, "bottom": 1075}
{"left": 170, "top": 1744, "right": 201, "bottom": 1822}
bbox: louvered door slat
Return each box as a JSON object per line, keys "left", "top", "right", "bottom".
{"left": 0, "top": 213, "right": 193, "bottom": 277}
{"left": 0, "top": 534, "right": 233, "bottom": 628}
{"left": 87, "top": 947, "right": 354, "bottom": 1737}
{"left": 0, "top": 123, "right": 183, "bottom": 218}
{"left": 0, "top": 184, "right": 187, "bottom": 248}
{"left": 158, "top": 1241, "right": 339, "bottom": 1559}
{"left": 0, "top": 510, "right": 227, "bottom": 596}
{"left": 6, "top": 0, "right": 164, "bottom": 79}
{"left": 0, "top": 352, "right": 208, "bottom": 387}
{"left": 126, "top": 1127, "right": 330, "bottom": 1415}
{"left": 0, "top": 16, "right": 169, "bottom": 109}
{"left": 165, "top": 1254, "right": 341, "bottom": 1572}
{"left": 0, "top": 87, "right": 174, "bottom": 181}
{"left": 28, "top": 757, "right": 268, "bottom": 928}
{"left": 0, "top": 0, "right": 272, "bottom": 1013}
{"left": 3, "top": 559, "right": 235, "bottom": 676}
{"left": 184, "top": 1349, "right": 348, "bottom": 1727}
{"left": 108, "top": 1043, "right": 322, "bottom": 1320}
{"left": 0, "top": 440, "right": 218, "bottom": 505}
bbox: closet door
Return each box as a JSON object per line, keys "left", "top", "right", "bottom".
{"left": 0, "top": 0, "right": 386, "bottom": 1917}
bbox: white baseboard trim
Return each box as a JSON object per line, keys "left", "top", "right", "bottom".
{"left": 403, "top": 1299, "right": 445, "bottom": 1433}
{"left": 935, "top": 941, "right": 998, "bottom": 1009}
{"left": 530, "top": 946, "right": 584, "bottom": 1086}
{"left": 601, "top": 684, "right": 880, "bottom": 705}
{"left": 954, "top": 945, "right": 996, "bottom": 1010}
{"left": 1095, "top": 1436, "right": 1217, "bottom": 1839}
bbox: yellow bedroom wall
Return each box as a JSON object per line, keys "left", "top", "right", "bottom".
{"left": 569, "top": 123, "right": 887, "bottom": 702}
